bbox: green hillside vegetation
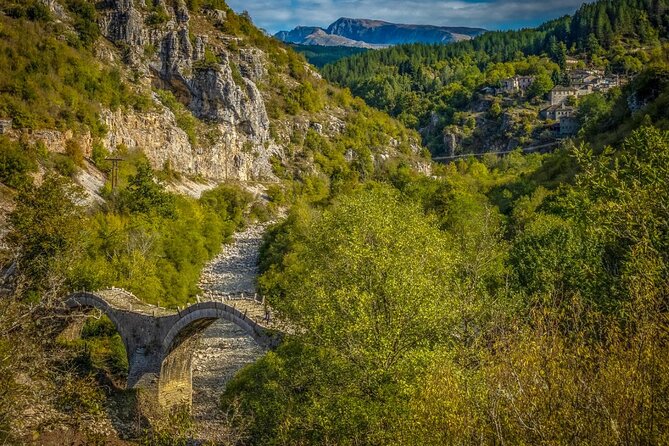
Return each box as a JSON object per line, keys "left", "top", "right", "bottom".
{"left": 0, "top": 5, "right": 151, "bottom": 134}
{"left": 8, "top": 155, "right": 253, "bottom": 308}
{"left": 322, "top": 0, "right": 669, "bottom": 153}
{"left": 225, "top": 125, "right": 669, "bottom": 445}
{"left": 0, "top": 0, "right": 668, "bottom": 444}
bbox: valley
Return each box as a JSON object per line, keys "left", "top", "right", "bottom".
{"left": 192, "top": 222, "right": 271, "bottom": 443}
{"left": 0, "top": 0, "right": 668, "bottom": 444}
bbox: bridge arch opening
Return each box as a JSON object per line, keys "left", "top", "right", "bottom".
{"left": 60, "top": 310, "right": 130, "bottom": 386}
{"left": 158, "top": 303, "right": 275, "bottom": 409}
{"left": 191, "top": 319, "right": 266, "bottom": 417}
{"left": 158, "top": 317, "right": 219, "bottom": 408}
{"left": 80, "top": 314, "right": 129, "bottom": 380}
{"left": 158, "top": 302, "right": 262, "bottom": 407}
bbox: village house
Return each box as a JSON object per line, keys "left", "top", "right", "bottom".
{"left": 499, "top": 75, "right": 535, "bottom": 93}
{"left": 549, "top": 85, "right": 592, "bottom": 105}
{"left": 541, "top": 103, "right": 576, "bottom": 121}
{"left": 593, "top": 75, "right": 623, "bottom": 91}
{"left": 0, "top": 119, "right": 12, "bottom": 134}
{"left": 568, "top": 69, "right": 604, "bottom": 85}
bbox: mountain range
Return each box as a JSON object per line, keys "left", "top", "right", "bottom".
{"left": 275, "top": 17, "right": 487, "bottom": 48}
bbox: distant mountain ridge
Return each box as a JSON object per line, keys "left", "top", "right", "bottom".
{"left": 275, "top": 17, "right": 486, "bottom": 48}
{"left": 274, "top": 26, "right": 323, "bottom": 44}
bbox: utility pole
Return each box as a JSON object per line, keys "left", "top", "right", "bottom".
{"left": 105, "top": 157, "right": 123, "bottom": 191}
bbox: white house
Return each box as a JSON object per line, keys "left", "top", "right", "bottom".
{"left": 0, "top": 119, "right": 12, "bottom": 134}
{"left": 500, "top": 75, "right": 535, "bottom": 93}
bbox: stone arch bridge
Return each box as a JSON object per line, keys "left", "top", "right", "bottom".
{"left": 64, "top": 288, "right": 283, "bottom": 409}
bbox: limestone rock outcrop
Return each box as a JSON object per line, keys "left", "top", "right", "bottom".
{"left": 239, "top": 49, "right": 267, "bottom": 82}
{"left": 189, "top": 64, "right": 269, "bottom": 139}
{"left": 102, "top": 98, "right": 279, "bottom": 181}
{"left": 102, "top": 106, "right": 195, "bottom": 174}
{"left": 96, "top": 0, "right": 279, "bottom": 181}
{"left": 98, "top": 0, "right": 147, "bottom": 48}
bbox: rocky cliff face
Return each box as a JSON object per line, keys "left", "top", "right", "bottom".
{"left": 25, "top": 0, "right": 425, "bottom": 185}
{"left": 95, "top": 0, "right": 280, "bottom": 181}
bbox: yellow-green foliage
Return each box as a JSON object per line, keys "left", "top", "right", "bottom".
{"left": 7, "top": 151, "right": 252, "bottom": 307}
{"left": 193, "top": 47, "right": 222, "bottom": 70}
{"left": 405, "top": 298, "right": 669, "bottom": 445}
{"left": 143, "top": 1, "right": 169, "bottom": 27}
{"left": 7, "top": 174, "right": 86, "bottom": 295}
{"left": 0, "top": 12, "right": 148, "bottom": 135}
{"left": 70, "top": 163, "right": 252, "bottom": 307}
{"left": 185, "top": 0, "right": 228, "bottom": 11}
{"left": 0, "top": 137, "right": 39, "bottom": 188}
{"left": 226, "top": 126, "right": 669, "bottom": 445}
{"left": 231, "top": 186, "right": 457, "bottom": 444}
{"left": 63, "top": 315, "right": 129, "bottom": 380}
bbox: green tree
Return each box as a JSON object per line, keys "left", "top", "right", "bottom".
{"left": 527, "top": 71, "right": 555, "bottom": 99}
{"left": 271, "top": 185, "right": 455, "bottom": 362}
{"left": 119, "top": 162, "right": 175, "bottom": 218}
{"left": 7, "top": 174, "right": 85, "bottom": 295}
{"left": 227, "top": 185, "right": 458, "bottom": 444}
{"left": 0, "top": 137, "right": 37, "bottom": 189}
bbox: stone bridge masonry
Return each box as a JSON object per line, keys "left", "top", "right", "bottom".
{"left": 64, "top": 288, "right": 283, "bottom": 410}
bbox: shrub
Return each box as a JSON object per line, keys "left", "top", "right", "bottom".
{"left": 52, "top": 153, "right": 79, "bottom": 178}
{"left": 193, "top": 47, "right": 221, "bottom": 70}
{"left": 65, "top": 139, "right": 85, "bottom": 167}
{"left": 0, "top": 137, "right": 36, "bottom": 188}
{"left": 145, "top": 5, "right": 169, "bottom": 26}
{"left": 64, "top": 0, "right": 100, "bottom": 48}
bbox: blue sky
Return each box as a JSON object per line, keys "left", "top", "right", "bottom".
{"left": 226, "top": 0, "right": 592, "bottom": 34}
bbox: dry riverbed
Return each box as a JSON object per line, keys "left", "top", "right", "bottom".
{"left": 191, "top": 222, "right": 270, "bottom": 442}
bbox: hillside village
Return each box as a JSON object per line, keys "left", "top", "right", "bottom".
{"left": 495, "top": 62, "right": 625, "bottom": 137}
{"left": 432, "top": 62, "right": 628, "bottom": 158}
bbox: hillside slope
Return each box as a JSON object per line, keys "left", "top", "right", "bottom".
{"left": 0, "top": 0, "right": 426, "bottom": 187}
{"left": 322, "top": 0, "right": 669, "bottom": 155}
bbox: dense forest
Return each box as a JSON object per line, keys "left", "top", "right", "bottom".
{"left": 0, "top": 0, "right": 668, "bottom": 444}
{"left": 289, "top": 44, "right": 369, "bottom": 67}
{"left": 322, "top": 0, "right": 669, "bottom": 153}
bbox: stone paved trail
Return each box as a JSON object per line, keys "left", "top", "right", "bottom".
{"left": 191, "top": 222, "right": 270, "bottom": 443}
